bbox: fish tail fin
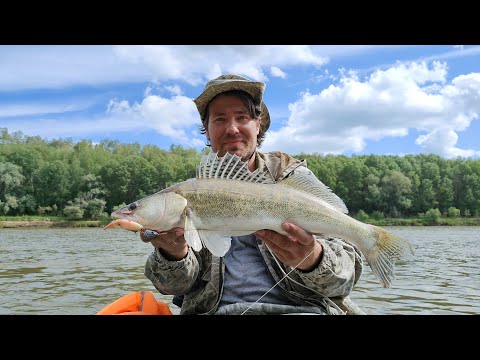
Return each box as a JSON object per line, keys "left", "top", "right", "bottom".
{"left": 365, "top": 225, "right": 415, "bottom": 288}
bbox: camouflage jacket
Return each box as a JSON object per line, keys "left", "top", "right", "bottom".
{"left": 144, "top": 151, "right": 365, "bottom": 315}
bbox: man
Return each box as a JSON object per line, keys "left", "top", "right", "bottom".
{"left": 143, "top": 74, "right": 364, "bottom": 315}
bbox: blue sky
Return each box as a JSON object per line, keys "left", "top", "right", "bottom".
{"left": 1, "top": 45, "right": 480, "bottom": 158}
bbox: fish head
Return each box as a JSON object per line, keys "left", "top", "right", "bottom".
{"left": 111, "top": 192, "right": 187, "bottom": 231}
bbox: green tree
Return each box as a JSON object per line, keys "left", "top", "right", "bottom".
{"left": 364, "top": 173, "right": 381, "bottom": 213}
{"left": 437, "top": 177, "right": 454, "bottom": 214}
{"left": 5, "top": 147, "right": 42, "bottom": 195}
{"left": 0, "top": 195, "right": 19, "bottom": 215}
{"left": 336, "top": 159, "right": 367, "bottom": 213}
{"left": 17, "top": 194, "right": 37, "bottom": 215}
{"left": 0, "top": 162, "right": 24, "bottom": 199}
{"left": 380, "top": 170, "right": 412, "bottom": 216}
{"left": 425, "top": 208, "right": 441, "bottom": 223}
{"left": 417, "top": 179, "right": 438, "bottom": 213}
{"left": 447, "top": 207, "right": 461, "bottom": 218}
{"left": 35, "top": 160, "right": 71, "bottom": 207}
{"left": 63, "top": 205, "right": 84, "bottom": 219}
{"left": 355, "top": 209, "right": 369, "bottom": 222}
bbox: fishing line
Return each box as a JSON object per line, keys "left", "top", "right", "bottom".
{"left": 241, "top": 243, "right": 345, "bottom": 315}
{"left": 265, "top": 245, "right": 345, "bottom": 315}
{"left": 240, "top": 244, "right": 317, "bottom": 315}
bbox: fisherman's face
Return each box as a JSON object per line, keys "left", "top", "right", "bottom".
{"left": 206, "top": 94, "right": 261, "bottom": 163}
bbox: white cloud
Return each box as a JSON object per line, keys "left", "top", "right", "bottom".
{"left": 2, "top": 117, "right": 135, "bottom": 139}
{"left": 262, "top": 61, "right": 480, "bottom": 158}
{"left": 270, "top": 66, "right": 286, "bottom": 78}
{"left": 136, "top": 95, "right": 201, "bottom": 143}
{"left": 350, "top": 46, "right": 480, "bottom": 78}
{"left": 418, "top": 45, "right": 480, "bottom": 62}
{"left": 2, "top": 94, "right": 204, "bottom": 148}
{"left": 0, "top": 101, "right": 92, "bottom": 118}
{"left": 310, "top": 45, "right": 403, "bottom": 58}
{"left": 415, "top": 129, "right": 480, "bottom": 158}
{"left": 0, "top": 45, "right": 330, "bottom": 91}
{"left": 102, "top": 94, "right": 205, "bottom": 146}
{"left": 114, "top": 45, "right": 328, "bottom": 84}
{"left": 0, "top": 45, "right": 153, "bottom": 91}
{"left": 164, "top": 85, "right": 183, "bottom": 96}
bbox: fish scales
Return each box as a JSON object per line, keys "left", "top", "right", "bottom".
{"left": 174, "top": 178, "right": 369, "bottom": 241}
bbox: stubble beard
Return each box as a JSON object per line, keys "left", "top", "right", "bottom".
{"left": 216, "top": 141, "right": 256, "bottom": 162}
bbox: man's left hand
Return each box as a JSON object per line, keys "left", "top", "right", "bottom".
{"left": 255, "top": 222, "right": 323, "bottom": 272}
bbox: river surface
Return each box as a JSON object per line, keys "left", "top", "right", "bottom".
{"left": 1, "top": 226, "right": 478, "bottom": 315}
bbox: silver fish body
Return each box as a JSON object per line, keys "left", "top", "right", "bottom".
{"left": 169, "top": 178, "right": 372, "bottom": 241}
{"left": 111, "top": 152, "right": 414, "bottom": 288}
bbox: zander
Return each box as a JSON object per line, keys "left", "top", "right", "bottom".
{"left": 105, "top": 151, "right": 414, "bottom": 288}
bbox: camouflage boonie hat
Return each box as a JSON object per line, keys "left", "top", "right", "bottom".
{"left": 193, "top": 74, "right": 271, "bottom": 133}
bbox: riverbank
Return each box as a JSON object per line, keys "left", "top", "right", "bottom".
{"left": 367, "top": 217, "right": 480, "bottom": 226}
{"left": 0, "top": 220, "right": 107, "bottom": 228}
{"left": 1, "top": 217, "right": 480, "bottom": 228}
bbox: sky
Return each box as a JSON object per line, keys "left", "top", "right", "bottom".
{"left": 1, "top": 45, "right": 480, "bottom": 158}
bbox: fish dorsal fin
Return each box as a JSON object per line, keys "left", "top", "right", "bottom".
{"left": 196, "top": 151, "right": 275, "bottom": 184}
{"left": 281, "top": 167, "right": 349, "bottom": 214}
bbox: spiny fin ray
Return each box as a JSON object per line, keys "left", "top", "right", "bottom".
{"left": 196, "top": 151, "right": 275, "bottom": 184}
{"left": 281, "top": 168, "right": 349, "bottom": 214}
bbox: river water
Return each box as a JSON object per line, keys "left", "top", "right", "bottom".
{"left": 1, "top": 226, "right": 478, "bottom": 315}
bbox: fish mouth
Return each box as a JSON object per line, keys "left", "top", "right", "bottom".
{"left": 111, "top": 205, "right": 136, "bottom": 218}
{"left": 111, "top": 210, "right": 131, "bottom": 219}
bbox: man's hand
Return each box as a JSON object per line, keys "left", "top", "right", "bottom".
{"left": 255, "top": 222, "right": 323, "bottom": 272}
{"left": 140, "top": 227, "right": 188, "bottom": 261}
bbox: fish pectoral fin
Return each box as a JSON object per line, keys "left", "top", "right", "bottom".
{"left": 183, "top": 211, "right": 232, "bottom": 256}
{"left": 197, "top": 230, "right": 232, "bottom": 257}
{"left": 184, "top": 215, "right": 202, "bottom": 252}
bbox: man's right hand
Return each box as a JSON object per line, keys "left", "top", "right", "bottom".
{"left": 140, "top": 227, "right": 188, "bottom": 261}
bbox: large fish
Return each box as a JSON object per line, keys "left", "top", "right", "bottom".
{"left": 106, "top": 151, "right": 414, "bottom": 288}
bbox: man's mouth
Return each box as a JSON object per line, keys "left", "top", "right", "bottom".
{"left": 224, "top": 139, "right": 244, "bottom": 146}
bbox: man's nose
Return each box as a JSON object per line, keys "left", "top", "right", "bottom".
{"left": 225, "top": 119, "right": 240, "bottom": 134}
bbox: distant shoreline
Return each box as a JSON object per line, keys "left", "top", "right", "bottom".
{"left": 2, "top": 219, "right": 480, "bottom": 228}
{"left": 0, "top": 220, "right": 106, "bottom": 228}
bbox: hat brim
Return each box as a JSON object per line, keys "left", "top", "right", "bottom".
{"left": 194, "top": 80, "right": 270, "bottom": 133}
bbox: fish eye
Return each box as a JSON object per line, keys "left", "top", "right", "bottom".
{"left": 128, "top": 202, "right": 138, "bottom": 211}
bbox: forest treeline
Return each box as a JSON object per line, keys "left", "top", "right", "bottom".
{"left": 1, "top": 128, "right": 480, "bottom": 220}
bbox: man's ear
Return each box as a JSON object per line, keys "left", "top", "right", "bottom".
{"left": 256, "top": 116, "right": 262, "bottom": 135}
